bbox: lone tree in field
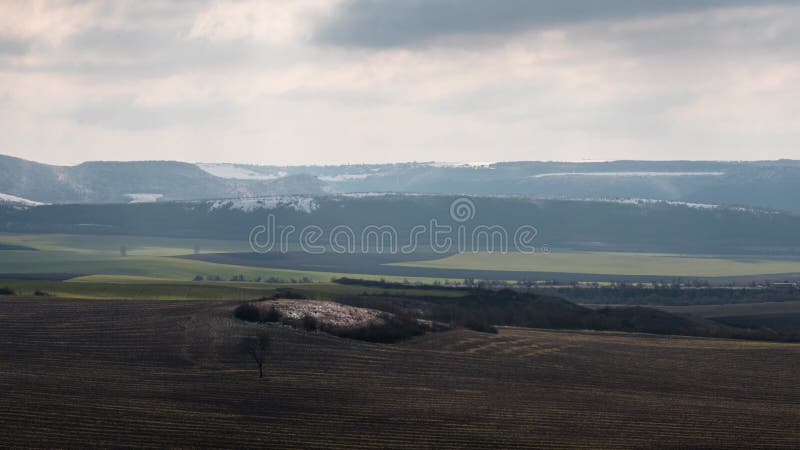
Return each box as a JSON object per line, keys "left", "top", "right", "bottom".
{"left": 239, "top": 332, "right": 271, "bottom": 378}
{"left": 119, "top": 244, "right": 127, "bottom": 257}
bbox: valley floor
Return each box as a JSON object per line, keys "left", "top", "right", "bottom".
{"left": 1, "top": 298, "right": 799, "bottom": 448}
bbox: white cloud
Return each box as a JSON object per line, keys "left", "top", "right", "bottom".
{"left": 0, "top": 0, "right": 97, "bottom": 45}
{"left": 188, "top": 0, "right": 342, "bottom": 45}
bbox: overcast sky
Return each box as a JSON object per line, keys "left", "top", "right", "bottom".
{"left": 1, "top": 0, "right": 799, "bottom": 166}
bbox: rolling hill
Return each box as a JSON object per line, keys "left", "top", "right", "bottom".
{"left": 2, "top": 194, "right": 800, "bottom": 255}
{"left": 3, "top": 155, "right": 800, "bottom": 213}
{"left": 0, "top": 155, "right": 325, "bottom": 204}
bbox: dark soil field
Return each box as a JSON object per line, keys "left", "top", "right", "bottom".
{"left": 1, "top": 297, "right": 799, "bottom": 448}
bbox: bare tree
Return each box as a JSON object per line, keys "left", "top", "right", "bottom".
{"left": 239, "top": 332, "right": 271, "bottom": 378}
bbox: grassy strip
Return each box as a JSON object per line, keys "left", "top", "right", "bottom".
{"left": 392, "top": 251, "right": 800, "bottom": 277}
{"left": 0, "top": 278, "right": 469, "bottom": 301}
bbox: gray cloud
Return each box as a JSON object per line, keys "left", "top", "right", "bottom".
{"left": 0, "top": 38, "right": 29, "bottom": 55}
{"left": 317, "top": 0, "right": 795, "bottom": 47}
{"left": 0, "top": 27, "right": 276, "bottom": 81}
{"left": 279, "top": 87, "right": 390, "bottom": 107}
{"left": 63, "top": 28, "right": 261, "bottom": 78}
{"left": 70, "top": 27, "right": 170, "bottom": 58}
{"left": 70, "top": 98, "right": 236, "bottom": 131}
{"left": 0, "top": 1, "right": 277, "bottom": 80}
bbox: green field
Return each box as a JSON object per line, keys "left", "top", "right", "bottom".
{"left": 5, "top": 233, "right": 800, "bottom": 287}
{"left": 0, "top": 278, "right": 278, "bottom": 300}
{"left": 0, "top": 233, "right": 444, "bottom": 284}
{"left": 393, "top": 251, "right": 800, "bottom": 277}
{"left": 661, "top": 301, "right": 800, "bottom": 318}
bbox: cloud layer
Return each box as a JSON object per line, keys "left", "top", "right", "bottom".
{"left": 0, "top": 0, "right": 798, "bottom": 165}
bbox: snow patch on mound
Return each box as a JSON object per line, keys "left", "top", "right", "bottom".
{"left": 265, "top": 299, "right": 385, "bottom": 328}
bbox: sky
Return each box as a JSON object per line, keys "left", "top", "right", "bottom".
{"left": 0, "top": 0, "right": 799, "bottom": 166}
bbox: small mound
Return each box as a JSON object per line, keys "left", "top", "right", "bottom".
{"left": 236, "top": 299, "right": 435, "bottom": 343}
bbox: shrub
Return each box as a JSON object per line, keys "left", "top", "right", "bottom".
{"left": 328, "top": 314, "right": 428, "bottom": 343}
{"left": 272, "top": 289, "right": 306, "bottom": 300}
{"left": 33, "top": 290, "right": 50, "bottom": 297}
{"left": 464, "top": 319, "right": 499, "bottom": 334}
{"left": 0, "top": 287, "right": 14, "bottom": 295}
{"left": 193, "top": 275, "right": 204, "bottom": 281}
{"left": 263, "top": 306, "right": 282, "bottom": 323}
{"left": 302, "top": 314, "right": 318, "bottom": 331}
{"left": 234, "top": 303, "right": 262, "bottom": 322}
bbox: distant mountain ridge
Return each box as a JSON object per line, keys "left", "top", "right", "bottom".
{"left": 2, "top": 154, "right": 800, "bottom": 213}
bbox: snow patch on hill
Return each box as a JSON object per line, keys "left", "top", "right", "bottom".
{"left": 318, "top": 173, "right": 372, "bottom": 182}
{"left": 531, "top": 171, "right": 725, "bottom": 178}
{"left": 197, "top": 163, "right": 288, "bottom": 180}
{"left": 0, "top": 193, "right": 44, "bottom": 206}
{"left": 339, "top": 192, "right": 389, "bottom": 198}
{"left": 572, "top": 197, "right": 771, "bottom": 213}
{"left": 426, "top": 161, "right": 494, "bottom": 168}
{"left": 126, "top": 193, "right": 163, "bottom": 203}
{"left": 208, "top": 196, "right": 319, "bottom": 213}
{"left": 612, "top": 198, "right": 718, "bottom": 209}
